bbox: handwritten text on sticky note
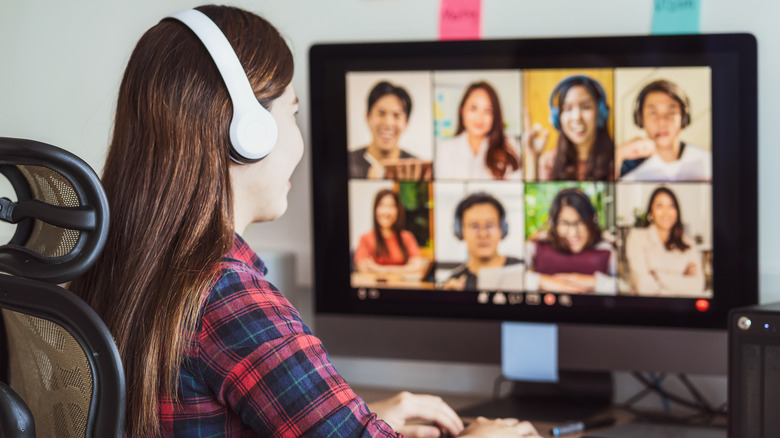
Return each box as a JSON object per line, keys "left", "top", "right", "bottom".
{"left": 439, "top": 0, "right": 481, "bottom": 41}
{"left": 652, "top": 0, "right": 701, "bottom": 34}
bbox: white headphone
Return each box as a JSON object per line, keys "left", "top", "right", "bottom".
{"left": 167, "top": 9, "right": 278, "bottom": 163}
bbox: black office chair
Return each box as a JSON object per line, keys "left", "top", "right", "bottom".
{"left": 0, "top": 138, "right": 125, "bottom": 437}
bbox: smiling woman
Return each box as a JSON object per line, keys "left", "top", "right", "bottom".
{"left": 435, "top": 81, "right": 521, "bottom": 180}
{"left": 524, "top": 75, "right": 615, "bottom": 181}
{"left": 353, "top": 188, "right": 429, "bottom": 277}
{"left": 624, "top": 186, "right": 706, "bottom": 297}
{"left": 525, "top": 188, "right": 617, "bottom": 294}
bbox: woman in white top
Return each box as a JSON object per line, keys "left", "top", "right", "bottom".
{"left": 436, "top": 81, "right": 521, "bottom": 180}
{"left": 624, "top": 186, "right": 707, "bottom": 297}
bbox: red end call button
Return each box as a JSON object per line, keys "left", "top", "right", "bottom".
{"left": 695, "top": 299, "right": 710, "bottom": 312}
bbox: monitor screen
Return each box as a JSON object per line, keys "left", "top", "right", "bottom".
{"left": 310, "top": 33, "right": 757, "bottom": 330}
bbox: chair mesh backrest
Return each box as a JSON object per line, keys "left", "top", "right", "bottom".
{"left": 4, "top": 165, "right": 93, "bottom": 437}
{"left": 17, "top": 164, "right": 81, "bottom": 258}
{"left": 3, "top": 309, "right": 93, "bottom": 438}
{"left": 0, "top": 138, "right": 120, "bottom": 437}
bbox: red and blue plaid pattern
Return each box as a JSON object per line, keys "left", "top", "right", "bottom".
{"left": 159, "top": 235, "right": 400, "bottom": 437}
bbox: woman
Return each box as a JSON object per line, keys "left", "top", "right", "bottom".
{"left": 625, "top": 187, "right": 706, "bottom": 297}
{"left": 524, "top": 76, "right": 614, "bottom": 181}
{"left": 68, "top": 6, "right": 537, "bottom": 437}
{"left": 525, "top": 188, "right": 617, "bottom": 294}
{"left": 348, "top": 81, "right": 431, "bottom": 181}
{"left": 354, "top": 189, "right": 428, "bottom": 277}
{"left": 435, "top": 81, "right": 521, "bottom": 180}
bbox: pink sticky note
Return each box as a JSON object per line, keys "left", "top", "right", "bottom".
{"left": 439, "top": 0, "right": 481, "bottom": 41}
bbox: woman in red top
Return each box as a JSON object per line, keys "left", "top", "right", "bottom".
{"left": 354, "top": 189, "right": 428, "bottom": 277}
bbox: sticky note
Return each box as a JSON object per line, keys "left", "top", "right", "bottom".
{"left": 652, "top": 0, "right": 700, "bottom": 35}
{"left": 501, "top": 322, "right": 558, "bottom": 382}
{"left": 439, "top": 0, "right": 481, "bottom": 41}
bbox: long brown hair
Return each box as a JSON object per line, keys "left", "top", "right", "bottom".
{"left": 550, "top": 78, "right": 614, "bottom": 181}
{"left": 456, "top": 81, "right": 520, "bottom": 178}
{"left": 372, "top": 189, "right": 409, "bottom": 262}
{"left": 68, "top": 6, "right": 293, "bottom": 436}
{"left": 547, "top": 188, "right": 601, "bottom": 253}
{"left": 644, "top": 186, "right": 690, "bottom": 251}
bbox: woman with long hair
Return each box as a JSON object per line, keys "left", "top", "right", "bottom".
{"left": 525, "top": 188, "right": 616, "bottom": 294}
{"left": 624, "top": 186, "right": 706, "bottom": 297}
{"left": 354, "top": 188, "right": 428, "bottom": 276}
{"left": 524, "top": 76, "right": 614, "bottom": 181}
{"left": 435, "top": 81, "right": 521, "bottom": 180}
{"left": 68, "top": 5, "right": 537, "bottom": 437}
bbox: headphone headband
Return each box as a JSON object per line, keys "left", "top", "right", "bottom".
{"left": 166, "top": 9, "right": 277, "bottom": 163}
{"left": 453, "top": 192, "right": 509, "bottom": 240}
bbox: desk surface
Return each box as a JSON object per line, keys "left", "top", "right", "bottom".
{"left": 353, "top": 386, "right": 630, "bottom": 438}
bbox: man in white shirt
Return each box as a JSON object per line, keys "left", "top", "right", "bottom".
{"left": 617, "top": 79, "right": 711, "bottom": 182}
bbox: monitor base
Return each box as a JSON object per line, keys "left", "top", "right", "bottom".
{"left": 457, "top": 370, "right": 613, "bottom": 422}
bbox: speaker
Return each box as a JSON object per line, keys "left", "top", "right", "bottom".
{"left": 728, "top": 302, "right": 780, "bottom": 438}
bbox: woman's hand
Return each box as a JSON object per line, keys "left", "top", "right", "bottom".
{"left": 539, "top": 274, "right": 589, "bottom": 294}
{"left": 554, "top": 273, "right": 597, "bottom": 291}
{"left": 522, "top": 112, "right": 549, "bottom": 159}
{"left": 460, "top": 416, "right": 542, "bottom": 437}
{"left": 367, "top": 391, "right": 464, "bottom": 438}
{"left": 684, "top": 262, "right": 698, "bottom": 276}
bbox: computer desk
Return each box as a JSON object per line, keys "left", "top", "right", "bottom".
{"left": 354, "top": 386, "right": 632, "bottom": 438}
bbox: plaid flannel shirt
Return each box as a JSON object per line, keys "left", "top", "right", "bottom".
{"left": 159, "top": 234, "right": 400, "bottom": 437}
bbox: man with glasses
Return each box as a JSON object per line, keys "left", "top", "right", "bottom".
{"left": 442, "top": 192, "right": 522, "bottom": 291}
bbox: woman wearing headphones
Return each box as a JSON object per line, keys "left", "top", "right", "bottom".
{"left": 354, "top": 189, "right": 429, "bottom": 278}
{"left": 525, "top": 188, "right": 617, "bottom": 294}
{"left": 624, "top": 186, "right": 706, "bottom": 297}
{"left": 617, "top": 79, "right": 711, "bottom": 181}
{"left": 435, "top": 81, "right": 521, "bottom": 180}
{"left": 523, "top": 76, "right": 615, "bottom": 181}
{"left": 68, "top": 5, "right": 538, "bottom": 437}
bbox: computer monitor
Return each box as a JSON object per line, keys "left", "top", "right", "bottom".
{"left": 309, "top": 34, "right": 757, "bottom": 376}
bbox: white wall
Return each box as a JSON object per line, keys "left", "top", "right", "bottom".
{"left": 2, "top": 0, "right": 778, "bottom": 404}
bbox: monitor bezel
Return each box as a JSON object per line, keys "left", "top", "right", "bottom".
{"left": 309, "top": 33, "right": 758, "bottom": 329}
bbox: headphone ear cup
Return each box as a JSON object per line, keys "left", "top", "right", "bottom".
{"left": 597, "top": 101, "right": 610, "bottom": 129}
{"left": 229, "top": 101, "right": 278, "bottom": 163}
{"left": 454, "top": 218, "right": 463, "bottom": 240}
{"left": 549, "top": 108, "right": 561, "bottom": 131}
{"left": 681, "top": 112, "right": 690, "bottom": 129}
{"left": 501, "top": 219, "right": 508, "bottom": 239}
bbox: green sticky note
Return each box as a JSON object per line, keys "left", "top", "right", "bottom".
{"left": 652, "top": 0, "right": 700, "bottom": 34}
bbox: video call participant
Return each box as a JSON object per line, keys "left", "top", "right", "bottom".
{"left": 348, "top": 81, "right": 432, "bottom": 181}
{"left": 442, "top": 192, "right": 522, "bottom": 291}
{"left": 435, "top": 81, "right": 521, "bottom": 180}
{"left": 525, "top": 188, "right": 617, "bottom": 294}
{"left": 354, "top": 189, "right": 429, "bottom": 277}
{"left": 524, "top": 75, "right": 615, "bottom": 181}
{"left": 69, "top": 6, "right": 538, "bottom": 437}
{"left": 625, "top": 186, "right": 706, "bottom": 297}
{"left": 617, "top": 79, "right": 711, "bottom": 181}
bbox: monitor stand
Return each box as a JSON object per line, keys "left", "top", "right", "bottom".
{"left": 457, "top": 370, "right": 613, "bottom": 422}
